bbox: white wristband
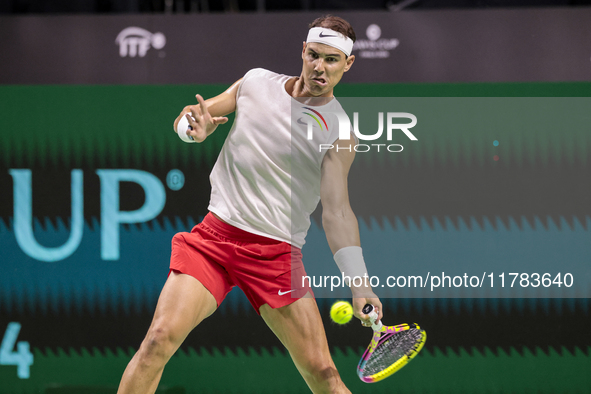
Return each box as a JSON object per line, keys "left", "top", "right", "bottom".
{"left": 176, "top": 114, "right": 197, "bottom": 143}
{"left": 333, "top": 246, "right": 368, "bottom": 286}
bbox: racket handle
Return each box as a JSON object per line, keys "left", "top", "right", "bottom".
{"left": 363, "top": 304, "right": 383, "bottom": 331}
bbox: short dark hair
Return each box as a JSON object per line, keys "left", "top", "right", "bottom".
{"left": 309, "top": 15, "right": 356, "bottom": 43}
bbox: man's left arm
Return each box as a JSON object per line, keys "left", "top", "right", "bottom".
{"left": 320, "top": 138, "right": 384, "bottom": 325}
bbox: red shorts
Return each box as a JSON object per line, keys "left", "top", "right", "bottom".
{"left": 170, "top": 213, "right": 313, "bottom": 314}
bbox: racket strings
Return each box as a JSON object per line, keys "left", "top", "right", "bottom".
{"left": 361, "top": 328, "right": 424, "bottom": 377}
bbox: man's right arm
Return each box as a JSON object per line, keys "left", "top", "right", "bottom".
{"left": 173, "top": 78, "right": 243, "bottom": 142}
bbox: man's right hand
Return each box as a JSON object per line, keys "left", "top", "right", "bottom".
{"left": 174, "top": 94, "right": 229, "bottom": 143}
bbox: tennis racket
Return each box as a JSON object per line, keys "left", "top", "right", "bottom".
{"left": 357, "top": 304, "right": 426, "bottom": 383}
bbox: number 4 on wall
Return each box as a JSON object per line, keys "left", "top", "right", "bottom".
{"left": 0, "top": 322, "right": 34, "bottom": 379}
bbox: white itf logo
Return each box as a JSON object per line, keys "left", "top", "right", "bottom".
{"left": 115, "top": 27, "right": 166, "bottom": 57}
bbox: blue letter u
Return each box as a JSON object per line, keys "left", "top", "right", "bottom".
{"left": 9, "top": 169, "right": 83, "bottom": 262}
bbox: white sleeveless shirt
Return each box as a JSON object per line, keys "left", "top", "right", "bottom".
{"left": 208, "top": 68, "right": 346, "bottom": 248}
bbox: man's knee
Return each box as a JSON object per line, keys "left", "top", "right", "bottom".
{"left": 301, "top": 361, "right": 343, "bottom": 392}
{"left": 139, "top": 326, "right": 181, "bottom": 363}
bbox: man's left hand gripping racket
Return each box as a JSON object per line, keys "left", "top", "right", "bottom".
{"left": 357, "top": 304, "right": 427, "bottom": 383}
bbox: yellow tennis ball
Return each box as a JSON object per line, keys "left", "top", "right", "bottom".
{"left": 330, "top": 301, "right": 353, "bottom": 325}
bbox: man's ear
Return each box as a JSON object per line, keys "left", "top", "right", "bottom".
{"left": 302, "top": 42, "right": 307, "bottom": 59}
{"left": 344, "top": 55, "right": 355, "bottom": 72}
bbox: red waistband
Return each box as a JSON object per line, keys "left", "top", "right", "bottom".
{"left": 201, "top": 212, "right": 289, "bottom": 246}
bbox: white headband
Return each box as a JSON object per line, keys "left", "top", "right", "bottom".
{"left": 306, "top": 27, "right": 354, "bottom": 57}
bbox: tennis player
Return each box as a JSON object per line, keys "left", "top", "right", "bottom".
{"left": 118, "top": 15, "right": 383, "bottom": 394}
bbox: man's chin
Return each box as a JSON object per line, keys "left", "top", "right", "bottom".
{"left": 306, "top": 84, "right": 330, "bottom": 97}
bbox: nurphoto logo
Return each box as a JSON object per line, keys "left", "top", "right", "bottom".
{"left": 304, "top": 109, "right": 418, "bottom": 153}
{"left": 300, "top": 107, "right": 329, "bottom": 138}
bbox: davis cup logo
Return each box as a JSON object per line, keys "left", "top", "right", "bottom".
{"left": 116, "top": 27, "right": 166, "bottom": 58}
{"left": 353, "top": 24, "right": 399, "bottom": 59}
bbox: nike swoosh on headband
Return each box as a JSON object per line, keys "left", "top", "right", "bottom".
{"left": 307, "top": 27, "right": 354, "bottom": 57}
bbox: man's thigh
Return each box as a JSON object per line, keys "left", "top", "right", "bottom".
{"left": 259, "top": 297, "right": 334, "bottom": 368}
{"left": 148, "top": 271, "right": 218, "bottom": 343}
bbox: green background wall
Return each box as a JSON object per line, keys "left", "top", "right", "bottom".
{"left": 1, "top": 81, "right": 590, "bottom": 393}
